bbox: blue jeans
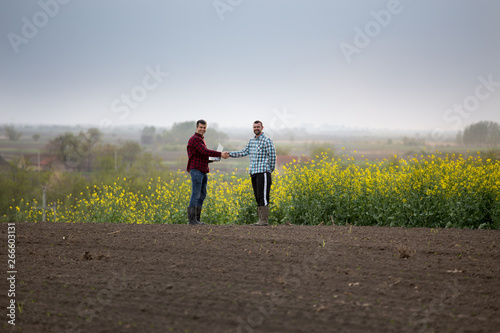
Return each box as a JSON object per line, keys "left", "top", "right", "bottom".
{"left": 189, "top": 169, "right": 207, "bottom": 207}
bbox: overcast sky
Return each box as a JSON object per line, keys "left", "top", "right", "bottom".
{"left": 1, "top": 0, "right": 499, "bottom": 133}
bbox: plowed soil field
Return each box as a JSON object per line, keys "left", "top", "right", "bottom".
{"left": 2, "top": 222, "right": 499, "bottom": 333}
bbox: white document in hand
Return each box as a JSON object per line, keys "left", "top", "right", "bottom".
{"left": 209, "top": 143, "right": 224, "bottom": 161}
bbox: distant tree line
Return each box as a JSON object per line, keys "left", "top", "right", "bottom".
{"left": 140, "top": 121, "right": 228, "bottom": 149}
{"left": 45, "top": 128, "right": 160, "bottom": 173}
{"left": 402, "top": 136, "right": 425, "bottom": 146}
{"left": 457, "top": 121, "right": 500, "bottom": 146}
{"left": 3, "top": 125, "right": 22, "bottom": 141}
{"left": 42, "top": 121, "right": 228, "bottom": 172}
{"left": 2, "top": 125, "right": 41, "bottom": 142}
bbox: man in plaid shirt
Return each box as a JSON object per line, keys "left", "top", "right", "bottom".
{"left": 229, "top": 120, "right": 276, "bottom": 226}
{"left": 186, "top": 119, "right": 229, "bottom": 225}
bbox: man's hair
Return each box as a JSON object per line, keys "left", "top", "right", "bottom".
{"left": 253, "top": 120, "right": 263, "bottom": 126}
{"left": 196, "top": 119, "right": 207, "bottom": 127}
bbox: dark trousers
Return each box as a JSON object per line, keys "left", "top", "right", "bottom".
{"left": 251, "top": 172, "right": 272, "bottom": 207}
{"left": 189, "top": 169, "right": 207, "bottom": 207}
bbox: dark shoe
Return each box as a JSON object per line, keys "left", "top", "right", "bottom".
{"left": 194, "top": 206, "right": 206, "bottom": 225}
{"left": 252, "top": 206, "right": 269, "bottom": 226}
{"left": 187, "top": 207, "right": 202, "bottom": 225}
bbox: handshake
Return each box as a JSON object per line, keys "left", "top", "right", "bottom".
{"left": 221, "top": 152, "right": 230, "bottom": 159}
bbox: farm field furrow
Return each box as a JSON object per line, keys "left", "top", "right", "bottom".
{"left": 2, "top": 222, "right": 499, "bottom": 333}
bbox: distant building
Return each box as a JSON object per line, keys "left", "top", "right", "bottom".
{"left": 5, "top": 153, "right": 67, "bottom": 172}
{"left": 40, "top": 156, "right": 66, "bottom": 172}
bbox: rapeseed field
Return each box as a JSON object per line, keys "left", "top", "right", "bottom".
{"left": 11, "top": 151, "right": 500, "bottom": 229}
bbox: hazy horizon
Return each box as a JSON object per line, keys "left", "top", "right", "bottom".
{"left": 0, "top": 121, "right": 464, "bottom": 141}
{"left": 1, "top": 1, "right": 499, "bottom": 134}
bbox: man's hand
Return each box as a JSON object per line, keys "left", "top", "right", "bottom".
{"left": 221, "top": 152, "right": 230, "bottom": 159}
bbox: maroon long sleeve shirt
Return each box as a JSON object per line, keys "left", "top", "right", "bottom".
{"left": 186, "top": 132, "right": 221, "bottom": 173}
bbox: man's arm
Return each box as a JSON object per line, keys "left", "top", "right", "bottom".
{"left": 192, "top": 137, "right": 221, "bottom": 157}
{"left": 267, "top": 139, "right": 276, "bottom": 172}
{"left": 229, "top": 142, "right": 250, "bottom": 158}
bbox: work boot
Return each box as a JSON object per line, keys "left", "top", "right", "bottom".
{"left": 252, "top": 206, "right": 269, "bottom": 226}
{"left": 195, "top": 206, "right": 206, "bottom": 225}
{"left": 187, "top": 207, "right": 202, "bottom": 225}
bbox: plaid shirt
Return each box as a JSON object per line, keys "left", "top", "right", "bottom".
{"left": 186, "top": 132, "right": 221, "bottom": 173}
{"left": 230, "top": 132, "right": 276, "bottom": 175}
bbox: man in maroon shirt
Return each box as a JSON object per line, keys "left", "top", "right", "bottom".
{"left": 186, "top": 119, "right": 229, "bottom": 225}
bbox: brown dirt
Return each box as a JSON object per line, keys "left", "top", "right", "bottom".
{"left": 2, "top": 222, "right": 499, "bottom": 333}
